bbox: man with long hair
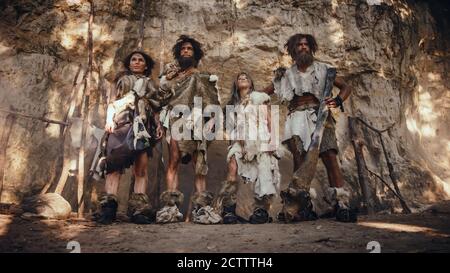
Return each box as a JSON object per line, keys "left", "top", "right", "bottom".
{"left": 156, "top": 35, "right": 222, "bottom": 224}
{"left": 263, "top": 33, "right": 357, "bottom": 223}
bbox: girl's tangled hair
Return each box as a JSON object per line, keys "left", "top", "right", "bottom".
{"left": 229, "top": 72, "right": 255, "bottom": 106}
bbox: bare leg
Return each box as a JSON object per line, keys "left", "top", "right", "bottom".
{"left": 166, "top": 138, "right": 180, "bottom": 192}
{"left": 97, "top": 172, "right": 120, "bottom": 224}
{"left": 105, "top": 172, "right": 121, "bottom": 195}
{"left": 195, "top": 175, "right": 206, "bottom": 192}
{"left": 321, "top": 150, "right": 357, "bottom": 222}
{"left": 192, "top": 151, "right": 206, "bottom": 192}
{"left": 279, "top": 138, "right": 312, "bottom": 222}
{"left": 320, "top": 149, "right": 344, "bottom": 188}
{"left": 220, "top": 156, "right": 240, "bottom": 224}
{"left": 286, "top": 138, "right": 305, "bottom": 172}
{"left": 133, "top": 152, "right": 149, "bottom": 194}
{"left": 226, "top": 156, "right": 238, "bottom": 182}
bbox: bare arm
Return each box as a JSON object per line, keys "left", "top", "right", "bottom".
{"left": 153, "top": 111, "right": 163, "bottom": 139}
{"left": 333, "top": 76, "right": 351, "bottom": 101}
{"left": 325, "top": 76, "right": 352, "bottom": 109}
{"left": 105, "top": 84, "right": 120, "bottom": 133}
{"left": 262, "top": 82, "right": 275, "bottom": 95}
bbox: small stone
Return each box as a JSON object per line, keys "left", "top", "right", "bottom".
{"left": 21, "top": 193, "right": 72, "bottom": 220}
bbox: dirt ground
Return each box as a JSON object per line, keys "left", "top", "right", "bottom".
{"left": 0, "top": 201, "right": 449, "bottom": 253}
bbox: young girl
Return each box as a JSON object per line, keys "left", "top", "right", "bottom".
{"left": 216, "top": 72, "right": 282, "bottom": 224}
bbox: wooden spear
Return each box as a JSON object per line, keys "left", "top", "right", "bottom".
{"left": 0, "top": 109, "right": 70, "bottom": 126}
{"left": 0, "top": 114, "right": 17, "bottom": 202}
{"left": 76, "top": 0, "right": 94, "bottom": 218}
{"left": 349, "top": 116, "right": 375, "bottom": 214}
{"left": 355, "top": 117, "right": 411, "bottom": 214}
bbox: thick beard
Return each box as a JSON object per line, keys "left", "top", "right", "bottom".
{"left": 295, "top": 51, "right": 314, "bottom": 68}
{"left": 177, "top": 56, "right": 196, "bottom": 70}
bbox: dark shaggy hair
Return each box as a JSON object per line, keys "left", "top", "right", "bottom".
{"left": 228, "top": 72, "right": 255, "bottom": 106}
{"left": 172, "top": 35, "right": 204, "bottom": 67}
{"left": 284, "top": 33, "right": 318, "bottom": 60}
{"left": 123, "top": 50, "right": 155, "bottom": 77}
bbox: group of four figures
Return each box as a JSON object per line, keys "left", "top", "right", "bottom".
{"left": 93, "top": 33, "right": 357, "bottom": 225}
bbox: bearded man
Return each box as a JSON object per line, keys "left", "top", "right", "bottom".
{"left": 155, "top": 35, "right": 222, "bottom": 224}
{"left": 263, "top": 33, "right": 357, "bottom": 223}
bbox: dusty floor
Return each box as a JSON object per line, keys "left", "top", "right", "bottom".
{"left": 0, "top": 201, "right": 449, "bottom": 253}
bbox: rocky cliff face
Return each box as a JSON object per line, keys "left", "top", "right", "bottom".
{"left": 0, "top": 0, "right": 448, "bottom": 214}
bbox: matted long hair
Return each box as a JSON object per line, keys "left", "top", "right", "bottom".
{"left": 228, "top": 72, "right": 255, "bottom": 106}
{"left": 284, "top": 33, "right": 318, "bottom": 60}
{"left": 172, "top": 35, "right": 204, "bottom": 67}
